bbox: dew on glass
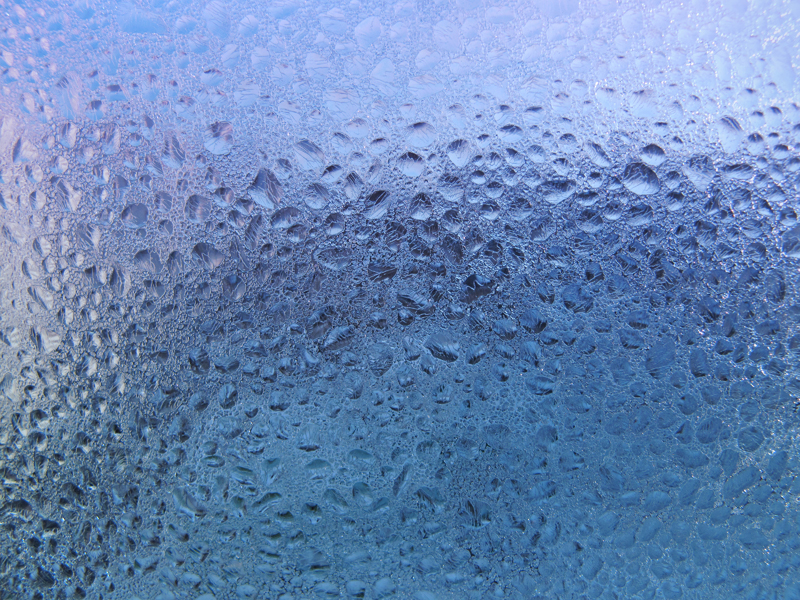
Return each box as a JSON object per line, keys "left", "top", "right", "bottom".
{"left": 0, "top": 1, "right": 799, "bottom": 599}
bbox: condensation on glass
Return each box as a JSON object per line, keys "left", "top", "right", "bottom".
{"left": 0, "top": 0, "right": 799, "bottom": 599}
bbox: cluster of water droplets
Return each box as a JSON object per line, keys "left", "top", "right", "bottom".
{"left": 0, "top": 0, "right": 799, "bottom": 599}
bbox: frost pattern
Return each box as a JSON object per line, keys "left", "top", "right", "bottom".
{"left": 0, "top": 1, "right": 799, "bottom": 600}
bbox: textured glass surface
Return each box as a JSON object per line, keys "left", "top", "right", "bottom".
{"left": 1, "top": 0, "right": 799, "bottom": 599}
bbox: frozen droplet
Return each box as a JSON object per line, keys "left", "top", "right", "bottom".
{"left": 161, "top": 133, "right": 185, "bottom": 168}
{"left": 364, "top": 190, "right": 391, "bottom": 220}
{"left": 12, "top": 137, "right": 38, "bottom": 163}
{"left": 202, "top": 0, "right": 230, "bottom": 38}
{"left": 538, "top": 179, "right": 576, "bottom": 204}
{"left": 446, "top": 139, "right": 472, "bottom": 167}
{"left": 133, "top": 249, "right": 162, "bottom": 273}
{"left": 184, "top": 194, "right": 211, "bottom": 223}
{"left": 717, "top": 116, "right": 744, "bottom": 153}
{"left": 354, "top": 16, "right": 382, "bottom": 48}
{"left": 640, "top": 143, "right": 666, "bottom": 166}
{"left": 405, "top": 122, "right": 436, "bottom": 148}
{"left": 294, "top": 139, "right": 326, "bottom": 171}
{"left": 398, "top": 152, "right": 424, "bottom": 177}
{"left": 323, "top": 90, "right": 360, "bottom": 122}
{"left": 203, "top": 121, "right": 233, "bottom": 155}
{"left": 120, "top": 203, "right": 148, "bottom": 229}
{"left": 248, "top": 168, "right": 282, "bottom": 209}
{"left": 621, "top": 163, "right": 659, "bottom": 195}
{"left": 424, "top": 332, "right": 459, "bottom": 362}
{"left": 191, "top": 243, "right": 224, "bottom": 269}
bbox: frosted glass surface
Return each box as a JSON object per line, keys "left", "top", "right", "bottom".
{"left": 0, "top": 0, "right": 799, "bottom": 599}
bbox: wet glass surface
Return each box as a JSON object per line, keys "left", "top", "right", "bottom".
{"left": 0, "top": 1, "right": 799, "bottom": 599}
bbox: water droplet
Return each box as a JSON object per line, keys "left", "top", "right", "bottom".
{"left": 621, "top": 162, "right": 659, "bottom": 195}
{"left": 120, "top": 203, "right": 148, "bottom": 229}
{"left": 203, "top": 121, "right": 234, "bottom": 155}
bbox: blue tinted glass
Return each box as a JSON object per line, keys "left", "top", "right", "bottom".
{"left": 0, "top": 1, "right": 799, "bottom": 599}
